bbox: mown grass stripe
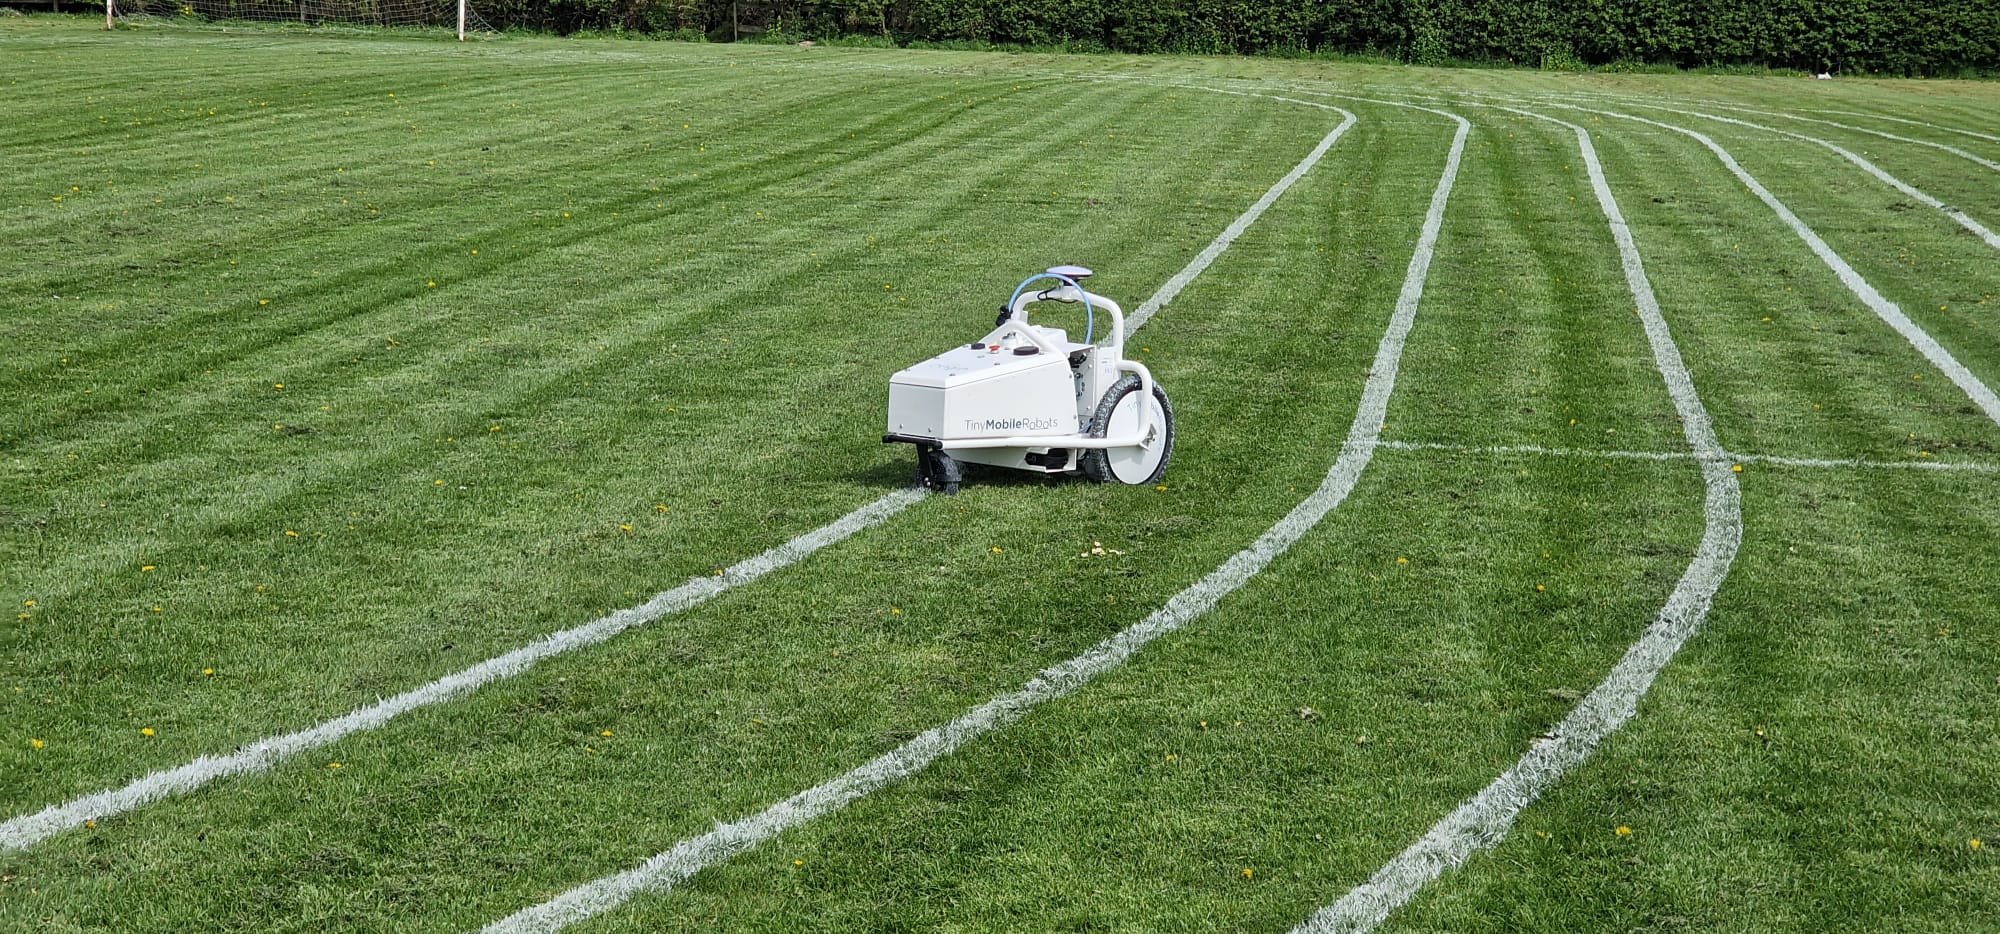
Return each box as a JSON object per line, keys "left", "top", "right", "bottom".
{"left": 1, "top": 77, "right": 1075, "bottom": 607}
{"left": 0, "top": 86, "right": 1358, "bottom": 853}
{"left": 478, "top": 99, "right": 1428, "bottom": 934}
{"left": 1547, "top": 102, "right": 2000, "bottom": 429}
{"left": 1295, "top": 104, "right": 1743, "bottom": 934}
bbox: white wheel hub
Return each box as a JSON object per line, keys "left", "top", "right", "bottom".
{"left": 1102, "top": 389, "right": 1168, "bottom": 484}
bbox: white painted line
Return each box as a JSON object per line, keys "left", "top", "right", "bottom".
{"left": 1806, "top": 109, "right": 2000, "bottom": 145}
{"left": 0, "top": 93, "right": 1361, "bottom": 856}
{"left": 1538, "top": 101, "right": 2000, "bottom": 430}
{"left": 1376, "top": 440, "right": 2000, "bottom": 474}
{"left": 1673, "top": 105, "right": 1999, "bottom": 173}
{"left": 0, "top": 490, "right": 924, "bottom": 853}
{"left": 1128, "top": 95, "right": 1356, "bottom": 331}
{"left": 478, "top": 107, "right": 1473, "bottom": 934}
{"left": 1578, "top": 101, "right": 2000, "bottom": 251}
{"left": 1294, "top": 106, "right": 1742, "bottom": 934}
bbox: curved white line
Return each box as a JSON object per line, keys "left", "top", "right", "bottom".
{"left": 1297, "top": 105, "right": 1742, "bottom": 934}
{"left": 0, "top": 94, "right": 1362, "bottom": 856}
{"left": 1377, "top": 440, "right": 2000, "bottom": 474}
{"left": 479, "top": 106, "right": 1469, "bottom": 934}
{"left": 1579, "top": 101, "right": 2000, "bottom": 251}
{"left": 1807, "top": 109, "right": 2000, "bottom": 145}
{"left": 1538, "top": 101, "right": 2000, "bottom": 428}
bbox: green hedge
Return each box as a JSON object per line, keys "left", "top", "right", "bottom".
{"left": 485, "top": 0, "right": 2000, "bottom": 76}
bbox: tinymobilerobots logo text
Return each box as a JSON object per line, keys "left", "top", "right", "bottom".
{"left": 966, "top": 416, "right": 1061, "bottom": 433}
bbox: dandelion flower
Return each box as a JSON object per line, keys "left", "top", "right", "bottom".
{"left": 23, "top": 600, "right": 33, "bottom": 607}
{"left": 140, "top": 727, "right": 156, "bottom": 737}
{"left": 1397, "top": 556, "right": 1409, "bottom": 565}
{"left": 990, "top": 546, "right": 1004, "bottom": 554}
{"left": 284, "top": 530, "right": 298, "bottom": 538}
{"left": 1973, "top": 839, "right": 1983, "bottom": 850}
{"left": 1535, "top": 584, "right": 1546, "bottom": 593}
{"left": 85, "top": 820, "right": 97, "bottom": 829}
{"left": 273, "top": 382, "right": 283, "bottom": 389}
{"left": 1241, "top": 868, "right": 1253, "bottom": 879}
{"left": 1732, "top": 464, "right": 1744, "bottom": 473}
{"left": 260, "top": 299, "right": 270, "bottom": 306}
{"left": 327, "top": 761, "right": 343, "bottom": 769}
{"left": 1155, "top": 484, "right": 1167, "bottom": 492}
{"left": 891, "top": 607, "right": 902, "bottom": 615}
{"left": 619, "top": 524, "right": 633, "bottom": 532}
{"left": 793, "top": 859, "right": 804, "bottom": 866}
{"left": 150, "top": 606, "right": 163, "bottom": 613}
{"left": 141, "top": 565, "right": 156, "bottom": 572}
{"left": 30, "top": 738, "right": 45, "bottom": 750}
{"left": 203, "top": 668, "right": 215, "bottom": 677}
{"left": 1615, "top": 825, "right": 1631, "bottom": 837}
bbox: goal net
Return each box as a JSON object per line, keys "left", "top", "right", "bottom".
{"left": 113, "top": 0, "right": 494, "bottom": 35}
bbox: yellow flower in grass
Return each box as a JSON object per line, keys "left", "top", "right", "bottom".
{"left": 1240, "top": 868, "right": 1253, "bottom": 879}
{"left": 600, "top": 730, "right": 613, "bottom": 738}
{"left": 1971, "top": 839, "right": 1983, "bottom": 851}
{"left": 1615, "top": 825, "right": 1631, "bottom": 837}
{"left": 30, "top": 738, "right": 45, "bottom": 750}
{"left": 140, "top": 727, "right": 156, "bottom": 738}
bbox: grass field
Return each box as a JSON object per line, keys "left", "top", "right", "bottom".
{"left": 3, "top": 15, "right": 1998, "bottom": 933}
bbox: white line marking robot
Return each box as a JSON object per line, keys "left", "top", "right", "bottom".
{"left": 884, "top": 266, "right": 1175, "bottom": 495}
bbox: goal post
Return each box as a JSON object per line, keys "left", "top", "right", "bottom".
{"left": 111, "top": 0, "right": 491, "bottom": 37}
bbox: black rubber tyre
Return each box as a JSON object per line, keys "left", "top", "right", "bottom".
{"left": 1079, "top": 374, "right": 1174, "bottom": 485}
{"left": 918, "top": 446, "right": 962, "bottom": 495}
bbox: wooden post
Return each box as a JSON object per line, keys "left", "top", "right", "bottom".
{"left": 105, "top": 0, "right": 114, "bottom": 29}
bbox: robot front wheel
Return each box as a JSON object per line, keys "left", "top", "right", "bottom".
{"left": 1081, "top": 374, "right": 1176, "bottom": 486}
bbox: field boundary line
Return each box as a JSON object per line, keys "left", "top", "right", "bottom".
{"left": 1665, "top": 103, "right": 2000, "bottom": 172}
{"left": 1534, "top": 101, "right": 2000, "bottom": 430}
{"left": 477, "top": 103, "right": 1468, "bottom": 934}
{"left": 1806, "top": 108, "right": 2000, "bottom": 145}
{"left": 1294, "top": 105, "right": 1743, "bottom": 934}
{"left": 0, "top": 94, "right": 1359, "bottom": 856}
{"left": 1375, "top": 440, "right": 2000, "bottom": 474}
{"left": 1542, "top": 98, "right": 2000, "bottom": 251}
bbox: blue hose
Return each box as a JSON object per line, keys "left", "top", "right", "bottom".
{"left": 1005, "top": 272, "right": 1095, "bottom": 345}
